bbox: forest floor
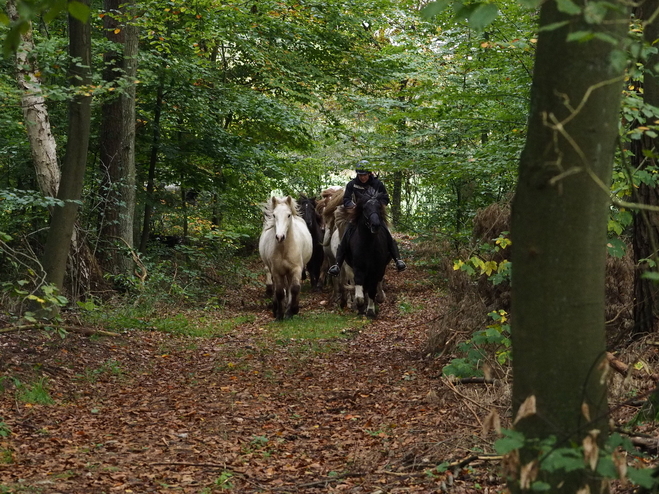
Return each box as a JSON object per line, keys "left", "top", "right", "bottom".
{"left": 0, "top": 238, "right": 656, "bottom": 493}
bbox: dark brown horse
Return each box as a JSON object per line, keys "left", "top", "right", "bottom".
{"left": 298, "top": 196, "right": 324, "bottom": 291}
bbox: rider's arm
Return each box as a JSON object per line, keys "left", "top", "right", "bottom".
{"left": 377, "top": 181, "right": 390, "bottom": 206}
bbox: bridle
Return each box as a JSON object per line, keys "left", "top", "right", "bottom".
{"left": 362, "top": 196, "right": 382, "bottom": 233}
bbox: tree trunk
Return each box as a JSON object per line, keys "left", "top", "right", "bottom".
{"left": 98, "top": 0, "right": 138, "bottom": 276}
{"left": 391, "top": 170, "right": 402, "bottom": 227}
{"left": 138, "top": 76, "right": 165, "bottom": 253}
{"left": 509, "top": 0, "right": 627, "bottom": 491}
{"left": 41, "top": 0, "right": 92, "bottom": 292}
{"left": 6, "top": 0, "right": 59, "bottom": 198}
{"left": 632, "top": 0, "right": 659, "bottom": 337}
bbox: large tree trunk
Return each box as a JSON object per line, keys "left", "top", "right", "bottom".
{"left": 632, "top": 0, "right": 659, "bottom": 337}
{"left": 509, "top": 0, "right": 627, "bottom": 491}
{"left": 41, "top": 0, "right": 92, "bottom": 293}
{"left": 98, "top": 0, "right": 138, "bottom": 275}
{"left": 8, "top": 0, "right": 102, "bottom": 301}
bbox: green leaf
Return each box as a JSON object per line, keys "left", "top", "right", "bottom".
{"left": 494, "top": 429, "right": 525, "bottom": 454}
{"left": 556, "top": 0, "right": 582, "bottom": 14}
{"left": 68, "top": 1, "right": 90, "bottom": 22}
{"left": 641, "top": 271, "right": 659, "bottom": 282}
{"left": 517, "top": 0, "right": 544, "bottom": 7}
{"left": 628, "top": 467, "right": 656, "bottom": 488}
{"left": 468, "top": 3, "right": 499, "bottom": 30}
{"left": 420, "top": 0, "right": 452, "bottom": 18}
{"left": 606, "top": 238, "right": 626, "bottom": 258}
{"left": 0, "top": 13, "right": 9, "bottom": 25}
{"left": 537, "top": 20, "right": 570, "bottom": 32}
{"left": 43, "top": 0, "right": 68, "bottom": 23}
{"left": 567, "top": 31, "right": 595, "bottom": 42}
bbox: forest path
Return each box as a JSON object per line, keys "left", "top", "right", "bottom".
{"left": 0, "top": 244, "right": 508, "bottom": 493}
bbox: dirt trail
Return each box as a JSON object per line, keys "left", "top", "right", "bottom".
{"left": 0, "top": 255, "right": 509, "bottom": 493}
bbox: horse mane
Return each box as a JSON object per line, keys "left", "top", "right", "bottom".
{"left": 262, "top": 196, "right": 300, "bottom": 228}
{"left": 322, "top": 188, "right": 344, "bottom": 232}
{"left": 349, "top": 189, "right": 389, "bottom": 227}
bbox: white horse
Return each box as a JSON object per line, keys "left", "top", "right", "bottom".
{"left": 259, "top": 196, "right": 313, "bottom": 320}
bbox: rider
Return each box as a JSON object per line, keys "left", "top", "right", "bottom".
{"left": 328, "top": 161, "right": 406, "bottom": 277}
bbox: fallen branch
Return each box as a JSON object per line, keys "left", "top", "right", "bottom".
{"left": 0, "top": 324, "right": 120, "bottom": 337}
{"left": 630, "top": 436, "right": 659, "bottom": 452}
{"left": 272, "top": 472, "right": 365, "bottom": 490}
{"left": 606, "top": 352, "right": 659, "bottom": 381}
{"left": 149, "top": 461, "right": 228, "bottom": 468}
{"left": 458, "top": 377, "right": 500, "bottom": 385}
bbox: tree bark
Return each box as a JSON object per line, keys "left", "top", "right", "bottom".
{"left": 632, "top": 0, "right": 659, "bottom": 337}
{"left": 391, "top": 170, "right": 402, "bottom": 227}
{"left": 138, "top": 75, "right": 165, "bottom": 253}
{"left": 41, "top": 0, "right": 92, "bottom": 292}
{"left": 509, "top": 0, "right": 627, "bottom": 491}
{"left": 98, "top": 0, "right": 138, "bottom": 275}
{"left": 6, "top": 0, "right": 59, "bottom": 198}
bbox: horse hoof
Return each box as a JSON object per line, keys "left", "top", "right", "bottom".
{"left": 366, "top": 307, "right": 377, "bottom": 318}
{"left": 355, "top": 296, "right": 364, "bottom": 307}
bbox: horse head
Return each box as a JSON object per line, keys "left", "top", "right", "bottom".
{"left": 355, "top": 188, "right": 387, "bottom": 234}
{"left": 272, "top": 196, "right": 296, "bottom": 242}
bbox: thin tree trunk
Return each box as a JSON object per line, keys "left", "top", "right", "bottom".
{"left": 391, "top": 170, "right": 402, "bottom": 227}
{"left": 139, "top": 76, "right": 165, "bottom": 253}
{"left": 41, "top": 0, "right": 92, "bottom": 292}
{"left": 509, "top": 0, "right": 627, "bottom": 491}
{"left": 632, "top": 0, "right": 659, "bottom": 336}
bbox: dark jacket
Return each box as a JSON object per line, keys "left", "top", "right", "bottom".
{"left": 343, "top": 174, "right": 390, "bottom": 208}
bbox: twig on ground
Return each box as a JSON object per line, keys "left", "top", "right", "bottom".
{"left": 271, "top": 472, "right": 365, "bottom": 490}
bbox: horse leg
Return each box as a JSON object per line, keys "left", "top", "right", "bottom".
{"left": 366, "top": 284, "right": 378, "bottom": 318}
{"left": 286, "top": 269, "right": 303, "bottom": 318}
{"left": 376, "top": 279, "right": 386, "bottom": 304}
{"left": 265, "top": 269, "right": 273, "bottom": 298}
{"left": 354, "top": 284, "right": 366, "bottom": 313}
{"left": 274, "top": 284, "right": 286, "bottom": 321}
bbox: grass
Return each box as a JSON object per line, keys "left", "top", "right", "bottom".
{"left": 84, "top": 301, "right": 255, "bottom": 338}
{"left": 75, "top": 359, "right": 124, "bottom": 383}
{"left": 0, "top": 419, "right": 10, "bottom": 437}
{"left": 14, "top": 377, "right": 54, "bottom": 405}
{"left": 268, "top": 312, "right": 368, "bottom": 341}
{"left": 397, "top": 296, "right": 423, "bottom": 315}
{"left": 0, "top": 448, "right": 13, "bottom": 464}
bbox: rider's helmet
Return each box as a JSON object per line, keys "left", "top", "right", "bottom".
{"left": 355, "top": 160, "right": 371, "bottom": 175}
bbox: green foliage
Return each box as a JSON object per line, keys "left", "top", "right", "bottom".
{"left": 443, "top": 309, "right": 511, "bottom": 378}
{"left": 213, "top": 470, "right": 235, "bottom": 490}
{"left": 495, "top": 429, "right": 656, "bottom": 490}
{"left": 0, "top": 419, "right": 10, "bottom": 438}
{"left": 75, "top": 359, "right": 124, "bottom": 383}
{"left": 453, "top": 233, "right": 512, "bottom": 285}
{"left": 14, "top": 377, "right": 54, "bottom": 405}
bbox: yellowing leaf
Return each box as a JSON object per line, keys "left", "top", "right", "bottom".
{"left": 114, "top": 28, "right": 121, "bottom": 34}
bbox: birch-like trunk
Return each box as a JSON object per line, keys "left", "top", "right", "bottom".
{"left": 6, "top": 0, "right": 59, "bottom": 198}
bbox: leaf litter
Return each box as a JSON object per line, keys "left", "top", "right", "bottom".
{"left": 0, "top": 255, "right": 510, "bottom": 493}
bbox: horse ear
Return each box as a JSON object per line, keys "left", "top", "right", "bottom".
{"left": 286, "top": 196, "right": 293, "bottom": 206}
{"left": 271, "top": 196, "right": 277, "bottom": 208}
